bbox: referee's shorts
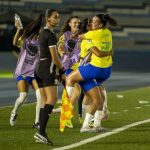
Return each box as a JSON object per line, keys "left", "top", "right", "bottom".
{"left": 35, "top": 59, "right": 58, "bottom": 88}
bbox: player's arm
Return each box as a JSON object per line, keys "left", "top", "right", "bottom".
{"left": 13, "top": 19, "right": 23, "bottom": 46}
{"left": 78, "top": 31, "right": 94, "bottom": 40}
{"left": 13, "top": 29, "right": 22, "bottom": 46}
{"left": 86, "top": 40, "right": 112, "bottom": 57}
{"left": 90, "top": 46, "right": 112, "bottom": 57}
{"left": 57, "top": 35, "right": 65, "bottom": 57}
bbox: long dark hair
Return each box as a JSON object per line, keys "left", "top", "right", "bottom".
{"left": 21, "top": 13, "right": 43, "bottom": 40}
{"left": 59, "top": 16, "right": 79, "bottom": 38}
{"left": 79, "top": 18, "right": 92, "bottom": 34}
{"left": 96, "top": 13, "right": 118, "bottom": 28}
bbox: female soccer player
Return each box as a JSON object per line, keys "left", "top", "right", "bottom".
{"left": 57, "top": 16, "right": 81, "bottom": 127}
{"left": 34, "top": 9, "right": 64, "bottom": 145}
{"left": 10, "top": 14, "right": 43, "bottom": 129}
{"left": 79, "top": 18, "right": 109, "bottom": 121}
{"left": 66, "top": 14, "right": 117, "bottom": 132}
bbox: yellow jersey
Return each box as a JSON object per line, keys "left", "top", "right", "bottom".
{"left": 84, "top": 28, "right": 112, "bottom": 68}
{"left": 80, "top": 39, "right": 94, "bottom": 58}
{"left": 80, "top": 39, "right": 95, "bottom": 65}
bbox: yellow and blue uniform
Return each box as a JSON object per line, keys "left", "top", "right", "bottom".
{"left": 80, "top": 39, "right": 94, "bottom": 58}
{"left": 85, "top": 28, "right": 112, "bottom": 68}
{"left": 78, "top": 28, "right": 112, "bottom": 92}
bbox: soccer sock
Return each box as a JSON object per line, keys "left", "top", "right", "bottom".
{"left": 66, "top": 86, "right": 74, "bottom": 99}
{"left": 39, "top": 104, "right": 54, "bottom": 135}
{"left": 82, "top": 113, "right": 93, "bottom": 128}
{"left": 12, "top": 92, "right": 27, "bottom": 114}
{"left": 78, "top": 91, "right": 84, "bottom": 117}
{"left": 102, "top": 89, "right": 107, "bottom": 112}
{"left": 39, "top": 108, "right": 44, "bottom": 124}
{"left": 82, "top": 104, "right": 90, "bottom": 118}
{"left": 35, "top": 89, "right": 41, "bottom": 124}
{"left": 94, "top": 110, "right": 102, "bottom": 128}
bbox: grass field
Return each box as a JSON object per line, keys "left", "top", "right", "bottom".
{"left": 0, "top": 87, "right": 150, "bottom": 150}
{"left": 0, "top": 72, "right": 13, "bottom": 78}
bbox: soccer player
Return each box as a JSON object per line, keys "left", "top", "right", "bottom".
{"left": 57, "top": 16, "right": 81, "bottom": 127}
{"left": 66, "top": 14, "right": 118, "bottom": 132}
{"left": 34, "top": 9, "right": 64, "bottom": 145}
{"left": 80, "top": 18, "right": 110, "bottom": 122}
{"left": 10, "top": 14, "right": 43, "bottom": 129}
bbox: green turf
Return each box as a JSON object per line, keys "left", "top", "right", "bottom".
{"left": 0, "top": 72, "right": 13, "bottom": 78}
{"left": 0, "top": 87, "right": 150, "bottom": 150}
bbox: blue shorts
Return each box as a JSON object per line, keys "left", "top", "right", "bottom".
{"left": 16, "top": 75, "right": 35, "bottom": 84}
{"left": 65, "top": 69, "right": 73, "bottom": 76}
{"left": 78, "top": 64, "right": 112, "bottom": 92}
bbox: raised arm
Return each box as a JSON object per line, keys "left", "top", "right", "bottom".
{"left": 13, "top": 20, "right": 23, "bottom": 46}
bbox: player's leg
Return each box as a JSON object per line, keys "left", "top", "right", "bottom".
{"left": 10, "top": 78, "right": 28, "bottom": 126}
{"left": 31, "top": 79, "right": 42, "bottom": 128}
{"left": 81, "top": 85, "right": 102, "bottom": 132}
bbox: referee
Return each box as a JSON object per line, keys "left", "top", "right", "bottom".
{"left": 34, "top": 9, "right": 64, "bottom": 145}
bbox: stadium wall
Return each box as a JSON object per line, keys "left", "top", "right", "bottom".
{"left": 0, "top": 51, "right": 149, "bottom": 73}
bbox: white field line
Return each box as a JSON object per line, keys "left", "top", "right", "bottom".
{"left": 53, "top": 119, "right": 150, "bottom": 150}
{"left": 135, "top": 107, "right": 141, "bottom": 109}
{"left": 123, "top": 109, "right": 128, "bottom": 112}
{"left": 111, "top": 112, "right": 119, "bottom": 114}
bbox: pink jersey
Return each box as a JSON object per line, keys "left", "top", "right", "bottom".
{"left": 14, "top": 37, "right": 40, "bottom": 78}
{"left": 61, "top": 31, "right": 80, "bottom": 70}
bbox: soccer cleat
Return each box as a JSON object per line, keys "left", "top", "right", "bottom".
{"left": 90, "top": 126, "right": 108, "bottom": 133}
{"left": 89, "top": 119, "right": 94, "bottom": 128}
{"left": 33, "top": 122, "right": 40, "bottom": 129}
{"left": 66, "top": 120, "right": 73, "bottom": 128}
{"left": 80, "top": 126, "right": 91, "bottom": 133}
{"left": 34, "top": 132, "right": 53, "bottom": 145}
{"left": 10, "top": 112, "right": 18, "bottom": 126}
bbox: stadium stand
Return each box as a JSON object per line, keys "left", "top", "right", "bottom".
{"left": 0, "top": 0, "right": 150, "bottom": 52}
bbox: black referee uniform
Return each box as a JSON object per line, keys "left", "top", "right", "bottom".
{"left": 35, "top": 27, "right": 59, "bottom": 87}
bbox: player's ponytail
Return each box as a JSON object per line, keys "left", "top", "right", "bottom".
{"left": 96, "top": 13, "right": 118, "bottom": 28}
{"left": 22, "top": 13, "right": 43, "bottom": 39}
{"left": 105, "top": 14, "right": 118, "bottom": 27}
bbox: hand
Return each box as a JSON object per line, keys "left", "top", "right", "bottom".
{"left": 57, "top": 69, "right": 66, "bottom": 83}
{"left": 15, "top": 20, "right": 22, "bottom": 29}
